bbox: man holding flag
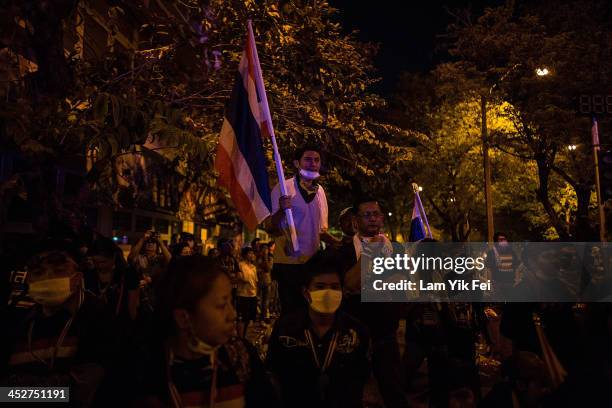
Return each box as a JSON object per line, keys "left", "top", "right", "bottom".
{"left": 268, "top": 145, "right": 340, "bottom": 314}
{"left": 215, "top": 21, "right": 338, "bottom": 314}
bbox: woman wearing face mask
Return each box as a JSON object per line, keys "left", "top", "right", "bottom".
{"left": 3, "top": 245, "right": 117, "bottom": 406}
{"left": 266, "top": 255, "right": 370, "bottom": 408}
{"left": 132, "top": 255, "right": 278, "bottom": 408}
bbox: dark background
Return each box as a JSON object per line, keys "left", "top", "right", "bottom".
{"left": 329, "top": 0, "right": 506, "bottom": 92}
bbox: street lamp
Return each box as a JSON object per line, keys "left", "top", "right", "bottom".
{"left": 481, "top": 95, "right": 495, "bottom": 243}
{"left": 481, "top": 64, "right": 550, "bottom": 242}
{"left": 481, "top": 65, "right": 521, "bottom": 243}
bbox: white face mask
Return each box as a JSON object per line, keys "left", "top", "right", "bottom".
{"left": 299, "top": 169, "right": 320, "bottom": 180}
{"left": 28, "top": 277, "right": 74, "bottom": 307}
{"left": 308, "top": 289, "right": 342, "bottom": 314}
{"left": 188, "top": 335, "right": 220, "bottom": 357}
{"left": 187, "top": 320, "right": 221, "bottom": 357}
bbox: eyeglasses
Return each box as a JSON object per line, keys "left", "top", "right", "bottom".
{"left": 357, "top": 212, "right": 383, "bottom": 219}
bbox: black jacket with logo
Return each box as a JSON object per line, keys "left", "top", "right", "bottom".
{"left": 267, "top": 309, "right": 370, "bottom": 408}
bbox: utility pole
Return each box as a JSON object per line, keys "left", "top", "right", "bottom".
{"left": 480, "top": 64, "right": 548, "bottom": 243}
{"left": 481, "top": 95, "right": 494, "bottom": 243}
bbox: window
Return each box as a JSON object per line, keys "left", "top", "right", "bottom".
{"left": 135, "top": 215, "right": 153, "bottom": 232}
{"left": 154, "top": 218, "right": 169, "bottom": 234}
{"left": 112, "top": 211, "right": 132, "bottom": 231}
{"left": 182, "top": 220, "right": 194, "bottom": 234}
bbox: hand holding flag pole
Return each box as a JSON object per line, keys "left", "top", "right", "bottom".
{"left": 247, "top": 21, "right": 299, "bottom": 252}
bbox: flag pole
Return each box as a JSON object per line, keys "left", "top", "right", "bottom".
{"left": 412, "top": 183, "right": 433, "bottom": 239}
{"left": 592, "top": 115, "right": 606, "bottom": 242}
{"left": 247, "top": 21, "right": 299, "bottom": 252}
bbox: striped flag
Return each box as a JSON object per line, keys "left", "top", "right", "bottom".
{"left": 409, "top": 185, "right": 432, "bottom": 242}
{"left": 409, "top": 201, "right": 427, "bottom": 242}
{"left": 592, "top": 116, "right": 600, "bottom": 150}
{"left": 215, "top": 25, "right": 272, "bottom": 231}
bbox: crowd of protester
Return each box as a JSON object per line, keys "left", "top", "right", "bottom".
{"left": 1, "top": 145, "right": 612, "bottom": 407}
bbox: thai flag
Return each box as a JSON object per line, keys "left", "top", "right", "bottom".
{"left": 409, "top": 190, "right": 431, "bottom": 242}
{"left": 215, "top": 25, "right": 272, "bottom": 230}
{"left": 592, "top": 116, "right": 600, "bottom": 150}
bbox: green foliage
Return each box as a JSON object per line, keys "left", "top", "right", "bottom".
{"left": 392, "top": 71, "right": 540, "bottom": 241}
{"left": 202, "top": 0, "right": 413, "bottom": 189}
{"left": 439, "top": 0, "right": 612, "bottom": 240}
{"left": 2, "top": 0, "right": 412, "bottom": 220}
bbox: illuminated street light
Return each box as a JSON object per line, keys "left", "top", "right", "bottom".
{"left": 418, "top": 186, "right": 423, "bottom": 192}
{"left": 388, "top": 212, "right": 392, "bottom": 217}
{"left": 481, "top": 64, "right": 550, "bottom": 243}
{"left": 567, "top": 144, "right": 577, "bottom": 151}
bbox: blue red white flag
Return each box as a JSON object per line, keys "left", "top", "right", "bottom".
{"left": 214, "top": 26, "right": 272, "bottom": 230}
{"left": 409, "top": 188, "right": 432, "bottom": 242}
{"left": 592, "top": 116, "right": 600, "bottom": 150}
{"left": 409, "top": 202, "right": 426, "bottom": 242}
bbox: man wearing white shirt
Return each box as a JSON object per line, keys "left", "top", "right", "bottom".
{"left": 268, "top": 145, "right": 339, "bottom": 314}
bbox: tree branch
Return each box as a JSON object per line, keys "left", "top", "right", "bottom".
{"left": 491, "top": 143, "right": 533, "bottom": 161}
{"left": 428, "top": 196, "right": 451, "bottom": 223}
{"left": 551, "top": 164, "right": 577, "bottom": 189}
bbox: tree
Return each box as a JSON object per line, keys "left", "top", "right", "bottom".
{"left": 1, "top": 0, "right": 413, "bottom": 229}
{"left": 445, "top": 0, "right": 612, "bottom": 240}
{"left": 392, "top": 71, "right": 536, "bottom": 241}
{"left": 1, "top": 0, "right": 223, "bottom": 221}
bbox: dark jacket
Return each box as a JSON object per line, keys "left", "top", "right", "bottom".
{"left": 267, "top": 309, "right": 370, "bottom": 408}
{"left": 132, "top": 336, "right": 278, "bottom": 408}
{"left": 3, "top": 293, "right": 117, "bottom": 406}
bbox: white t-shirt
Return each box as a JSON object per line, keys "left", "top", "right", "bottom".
{"left": 238, "top": 261, "right": 258, "bottom": 297}
{"left": 271, "top": 177, "right": 328, "bottom": 264}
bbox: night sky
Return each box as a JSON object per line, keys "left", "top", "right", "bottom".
{"left": 329, "top": 0, "right": 506, "bottom": 93}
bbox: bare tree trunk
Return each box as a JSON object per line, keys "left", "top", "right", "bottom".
{"left": 458, "top": 211, "right": 471, "bottom": 242}
{"left": 574, "top": 183, "right": 594, "bottom": 241}
{"left": 550, "top": 164, "right": 595, "bottom": 241}
{"left": 535, "top": 155, "right": 571, "bottom": 240}
{"left": 450, "top": 221, "right": 459, "bottom": 242}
